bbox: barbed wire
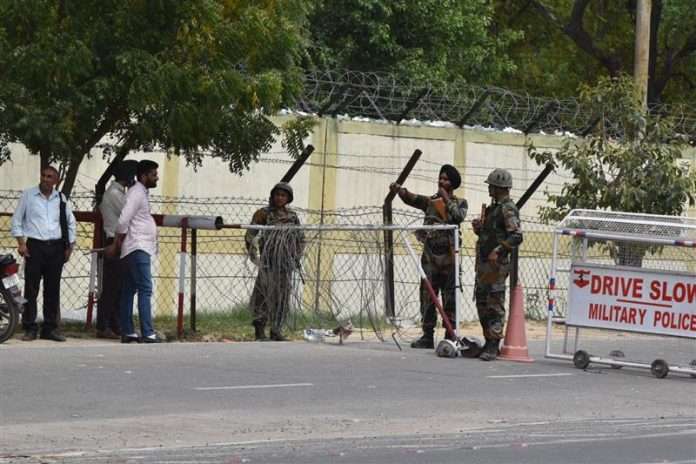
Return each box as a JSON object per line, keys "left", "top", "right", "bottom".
{"left": 297, "top": 70, "right": 696, "bottom": 139}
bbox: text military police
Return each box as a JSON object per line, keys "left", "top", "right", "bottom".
{"left": 245, "top": 182, "right": 305, "bottom": 342}
{"left": 471, "top": 168, "right": 523, "bottom": 361}
{"left": 390, "top": 164, "right": 468, "bottom": 349}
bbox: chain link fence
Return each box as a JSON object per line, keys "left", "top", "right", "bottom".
{"left": 0, "top": 189, "right": 564, "bottom": 338}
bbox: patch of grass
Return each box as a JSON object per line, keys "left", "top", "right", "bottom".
{"left": 50, "top": 306, "right": 400, "bottom": 342}
{"left": 160, "top": 307, "right": 256, "bottom": 342}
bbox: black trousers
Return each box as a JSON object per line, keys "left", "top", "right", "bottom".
{"left": 22, "top": 239, "right": 65, "bottom": 333}
{"left": 96, "top": 237, "right": 122, "bottom": 333}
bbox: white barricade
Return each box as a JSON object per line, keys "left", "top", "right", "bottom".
{"left": 546, "top": 209, "right": 696, "bottom": 379}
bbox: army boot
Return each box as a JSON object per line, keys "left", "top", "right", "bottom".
{"left": 253, "top": 321, "right": 268, "bottom": 341}
{"left": 479, "top": 338, "right": 499, "bottom": 361}
{"left": 410, "top": 331, "right": 434, "bottom": 349}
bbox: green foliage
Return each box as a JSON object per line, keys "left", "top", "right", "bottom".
{"left": 493, "top": 0, "right": 618, "bottom": 97}
{"left": 307, "top": 0, "right": 519, "bottom": 84}
{"left": 493, "top": 0, "right": 696, "bottom": 104}
{"left": 0, "top": 0, "right": 309, "bottom": 195}
{"left": 655, "top": 0, "right": 696, "bottom": 101}
{"left": 280, "top": 116, "right": 317, "bottom": 159}
{"left": 530, "top": 76, "right": 696, "bottom": 224}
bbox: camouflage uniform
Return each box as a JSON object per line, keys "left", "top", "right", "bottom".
{"left": 245, "top": 184, "right": 304, "bottom": 339}
{"left": 475, "top": 175, "right": 523, "bottom": 356}
{"left": 402, "top": 193, "right": 467, "bottom": 340}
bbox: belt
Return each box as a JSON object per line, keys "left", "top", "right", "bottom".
{"left": 27, "top": 238, "right": 64, "bottom": 246}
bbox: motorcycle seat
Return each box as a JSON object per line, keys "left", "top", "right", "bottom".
{"left": 0, "top": 254, "right": 16, "bottom": 266}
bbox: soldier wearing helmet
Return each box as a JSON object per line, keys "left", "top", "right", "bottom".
{"left": 245, "top": 182, "right": 304, "bottom": 341}
{"left": 390, "top": 164, "right": 468, "bottom": 349}
{"left": 471, "top": 168, "right": 523, "bottom": 361}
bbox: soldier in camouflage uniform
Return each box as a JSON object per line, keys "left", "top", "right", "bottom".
{"left": 245, "top": 182, "right": 304, "bottom": 341}
{"left": 471, "top": 168, "right": 523, "bottom": 361}
{"left": 390, "top": 164, "right": 468, "bottom": 349}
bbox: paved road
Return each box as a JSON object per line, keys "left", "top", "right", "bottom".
{"left": 1, "top": 338, "right": 694, "bottom": 463}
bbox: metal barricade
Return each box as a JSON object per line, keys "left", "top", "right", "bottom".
{"left": 546, "top": 209, "right": 696, "bottom": 379}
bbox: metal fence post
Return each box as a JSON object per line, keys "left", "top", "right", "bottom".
{"left": 177, "top": 218, "right": 188, "bottom": 339}
{"left": 190, "top": 227, "right": 197, "bottom": 333}
{"left": 383, "top": 149, "right": 422, "bottom": 318}
{"left": 85, "top": 213, "right": 103, "bottom": 329}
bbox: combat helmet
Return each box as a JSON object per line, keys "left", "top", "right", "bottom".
{"left": 270, "top": 182, "right": 294, "bottom": 204}
{"left": 484, "top": 168, "right": 513, "bottom": 188}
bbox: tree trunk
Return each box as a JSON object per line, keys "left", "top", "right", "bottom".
{"left": 39, "top": 148, "right": 51, "bottom": 172}
{"left": 647, "top": 0, "right": 662, "bottom": 105}
{"left": 60, "top": 152, "right": 86, "bottom": 199}
{"left": 634, "top": 0, "right": 652, "bottom": 110}
{"left": 94, "top": 137, "right": 136, "bottom": 206}
{"left": 614, "top": 242, "right": 645, "bottom": 267}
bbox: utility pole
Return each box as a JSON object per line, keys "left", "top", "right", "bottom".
{"left": 634, "top": 0, "right": 652, "bottom": 110}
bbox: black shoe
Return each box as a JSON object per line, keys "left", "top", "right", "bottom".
{"left": 479, "top": 339, "right": 499, "bottom": 362}
{"left": 142, "top": 335, "right": 163, "bottom": 344}
{"left": 410, "top": 335, "right": 434, "bottom": 349}
{"left": 121, "top": 334, "right": 141, "bottom": 344}
{"left": 40, "top": 330, "right": 66, "bottom": 342}
{"left": 21, "top": 330, "right": 37, "bottom": 341}
{"left": 270, "top": 331, "right": 288, "bottom": 342}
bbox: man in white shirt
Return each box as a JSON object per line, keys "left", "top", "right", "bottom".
{"left": 11, "top": 166, "right": 76, "bottom": 342}
{"left": 106, "top": 160, "right": 161, "bottom": 343}
{"left": 96, "top": 160, "right": 137, "bottom": 339}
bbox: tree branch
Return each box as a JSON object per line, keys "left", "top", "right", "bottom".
{"left": 80, "top": 107, "right": 125, "bottom": 155}
{"left": 39, "top": 147, "right": 51, "bottom": 171}
{"left": 61, "top": 107, "right": 127, "bottom": 198}
{"left": 94, "top": 134, "right": 137, "bottom": 206}
{"left": 647, "top": 0, "right": 662, "bottom": 104}
{"left": 674, "top": 32, "right": 696, "bottom": 61}
{"left": 654, "top": 31, "right": 696, "bottom": 100}
{"left": 60, "top": 151, "right": 85, "bottom": 198}
{"left": 529, "top": 0, "right": 622, "bottom": 74}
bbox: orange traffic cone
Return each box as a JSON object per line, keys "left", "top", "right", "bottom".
{"left": 499, "top": 283, "right": 534, "bottom": 363}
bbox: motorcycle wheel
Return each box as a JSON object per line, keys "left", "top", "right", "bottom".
{"left": 0, "top": 290, "right": 19, "bottom": 344}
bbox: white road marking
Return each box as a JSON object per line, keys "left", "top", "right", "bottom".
{"left": 487, "top": 373, "right": 574, "bottom": 379}
{"left": 194, "top": 382, "right": 313, "bottom": 391}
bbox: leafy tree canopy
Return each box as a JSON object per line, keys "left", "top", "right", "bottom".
{"left": 530, "top": 76, "right": 696, "bottom": 265}
{"left": 307, "top": 0, "right": 519, "bottom": 85}
{"left": 493, "top": 0, "right": 696, "bottom": 105}
{"left": 530, "top": 76, "right": 696, "bottom": 222}
{"left": 0, "top": 0, "right": 310, "bottom": 196}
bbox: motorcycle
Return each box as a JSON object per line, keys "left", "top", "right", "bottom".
{"left": 0, "top": 254, "right": 25, "bottom": 343}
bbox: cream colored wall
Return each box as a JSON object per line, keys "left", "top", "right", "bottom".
{"left": 335, "top": 133, "right": 455, "bottom": 208}
{"left": 1, "top": 117, "right": 694, "bottom": 220}
{"left": 3, "top": 118, "right": 694, "bottom": 317}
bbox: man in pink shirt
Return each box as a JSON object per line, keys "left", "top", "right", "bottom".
{"left": 106, "top": 160, "right": 161, "bottom": 343}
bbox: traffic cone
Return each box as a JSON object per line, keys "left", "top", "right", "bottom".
{"left": 499, "top": 283, "right": 534, "bottom": 363}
